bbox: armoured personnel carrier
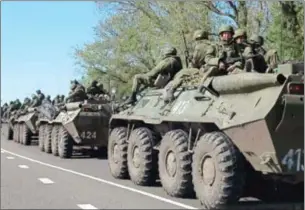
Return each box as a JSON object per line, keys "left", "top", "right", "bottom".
{"left": 13, "top": 108, "right": 39, "bottom": 145}
{"left": 107, "top": 63, "right": 304, "bottom": 209}
{"left": 38, "top": 96, "right": 113, "bottom": 159}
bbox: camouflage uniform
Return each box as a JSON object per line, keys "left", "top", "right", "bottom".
{"left": 204, "top": 25, "right": 244, "bottom": 77}
{"left": 36, "top": 90, "right": 45, "bottom": 103}
{"left": 86, "top": 80, "right": 106, "bottom": 96}
{"left": 163, "top": 30, "right": 211, "bottom": 102}
{"left": 248, "top": 34, "right": 279, "bottom": 71}
{"left": 52, "top": 95, "right": 61, "bottom": 105}
{"left": 65, "top": 80, "right": 87, "bottom": 103}
{"left": 30, "top": 94, "right": 41, "bottom": 107}
{"left": 125, "top": 46, "right": 183, "bottom": 103}
{"left": 45, "top": 95, "right": 51, "bottom": 103}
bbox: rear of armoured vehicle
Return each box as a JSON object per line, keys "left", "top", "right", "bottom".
{"left": 13, "top": 108, "right": 39, "bottom": 145}
{"left": 43, "top": 99, "right": 113, "bottom": 159}
{"left": 108, "top": 64, "right": 304, "bottom": 209}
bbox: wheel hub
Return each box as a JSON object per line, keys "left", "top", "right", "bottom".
{"left": 113, "top": 144, "right": 120, "bottom": 164}
{"left": 201, "top": 155, "right": 216, "bottom": 186}
{"left": 132, "top": 146, "right": 140, "bottom": 168}
{"left": 165, "top": 150, "right": 177, "bottom": 177}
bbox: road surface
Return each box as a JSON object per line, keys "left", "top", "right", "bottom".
{"left": 1, "top": 124, "right": 303, "bottom": 209}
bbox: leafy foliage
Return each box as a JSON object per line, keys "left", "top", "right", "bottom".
{"left": 74, "top": 0, "right": 304, "bottom": 98}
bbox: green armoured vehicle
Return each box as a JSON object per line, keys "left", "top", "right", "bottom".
{"left": 38, "top": 97, "right": 113, "bottom": 159}
{"left": 107, "top": 63, "right": 304, "bottom": 209}
{"left": 12, "top": 108, "right": 39, "bottom": 145}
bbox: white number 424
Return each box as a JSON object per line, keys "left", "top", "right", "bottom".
{"left": 281, "top": 148, "right": 304, "bottom": 172}
{"left": 80, "top": 131, "right": 97, "bottom": 140}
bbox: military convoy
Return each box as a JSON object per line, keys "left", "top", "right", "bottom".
{"left": 1, "top": 61, "right": 303, "bottom": 208}
{"left": 36, "top": 97, "right": 113, "bottom": 158}
{"left": 107, "top": 62, "right": 304, "bottom": 209}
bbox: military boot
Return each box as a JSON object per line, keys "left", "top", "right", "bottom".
{"left": 124, "top": 91, "right": 137, "bottom": 104}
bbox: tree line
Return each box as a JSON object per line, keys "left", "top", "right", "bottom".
{"left": 74, "top": 1, "right": 304, "bottom": 97}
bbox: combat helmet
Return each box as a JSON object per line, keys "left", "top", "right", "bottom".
{"left": 233, "top": 28, "right": 247, "bottom": 39}
{"left": 249, "top": 34, "right": 264, "bottom": 46}
{"left": 193, "top": 30, "right": 209, "bottom": 41}
{"left": 162, "top": 46, "right": 177, "bottom": 56}
{"left": 218, "top": 25, "right": 234, "bottom": 35}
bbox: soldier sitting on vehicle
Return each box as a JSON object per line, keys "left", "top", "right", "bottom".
{"left": 52, "top": 95, "right": 60, "bottom": 105}
{"left": 36, "top": 90, "right": 45, "bottom": 103}
{"left": 125, "top": 46, "right": 183, "bottom": 104}
{"left": 30, "top": 94, "right": 41, "bottom": 107}
{"left": 18, "top": 97, "right": 32, "bottom": 115}
{"left": 45, "top": 95, "right": 52, "bottom": 103}
{"left": 65, "top": 80, "right": 87, "bottom": 103}
{"left": 60, "top": 95, "right": 65, "bottom": 103}
{"left": 86, "top": 80, "right": 107, "bottom": 98}
{"left": 247, "top": 34, "right": 279, "bottom": 73}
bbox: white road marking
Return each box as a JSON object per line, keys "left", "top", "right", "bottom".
{"left": 38, "top": 178, "right": 54, "bottom": 184}
{"left": 6, "top": 156, "right": 15, "bottom": 159}
{"left": 1, "top": 148, "right": 197, "bottom": 210}
{"left": 77, "top": 204, "right": 98, "bottom": 210}
{"left": 18, "top": 165, "right": 29, "bottom": 169}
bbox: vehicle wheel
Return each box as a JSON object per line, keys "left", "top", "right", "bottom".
{"left": 19, "top": 124, "right": 24, "bottom": 144}
{"left": 58, "top": 126, "right": 73, "bottom": 158}
{"left": 22, "top": 124, "right": 31, "bottom": 145}
{"left": 192, "top": 132, "right": 245, "bottom": 209}
{"left": 38, "top": 125, "right": 45, "bottom": 151}
{"left": 158, "top": 130, "right": 193, "bottom": 197}
{"left": 127, "top": 127, "right": 157, "bottom": 186}
{"left": 51, "top": 125, "right": 59, "bottom": 156}
{"left": 6, "top": 126, "right": 13, "bottom": 140}
{"left": 108, "top": 127, "right": 128, "bottom": 179}
{"left": 16, "top": 124, "right": 21, "bottom": 143}
{"left": 44, "top": 125, "right": 52, "bottom": 153}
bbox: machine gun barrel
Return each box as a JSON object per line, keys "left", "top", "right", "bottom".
{"left": 209, "top": 73, "right": 287, "bottom": 94}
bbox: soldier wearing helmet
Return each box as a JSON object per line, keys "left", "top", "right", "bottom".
{"left": 233, "top": 29, "right": 247, "bottom": 44}
{"left": 125, "top": 46, "right": 183, "bottom": 104}
{"left": 248, "top": 34, "right": 278, "bottom": 72}
{"left": 30, "top": 94, "right": 40, "bottom": 107}
{"left": 36, "top": 89, "right": 45, "bottom": 102}
{"left": 190, "top": 29, "right": 211, "bottom": 69}
{"left": 65, "top": 80, "right": 87, "bottom": 103}
{"left": 52, "top": 95, "right": 61, "bottom": 105}
{"left": 204, "top": 25, "right": 244, "bottom": 75}
{"left": 86, "top": 80, "right": 106, "bottom": 97}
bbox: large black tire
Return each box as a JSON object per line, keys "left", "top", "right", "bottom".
{"left": 38, "top": 125, "right": 45, "bottom": 151}
{"left": 22, "top": 124, "right": 31, "bottom": 145}
{"left": 108, "top": 127, "right": 129, "bottom": 179}
{"left": 58, "top": 126, "right": 73, "bottom": 159}
{"left": 19, "top": 124, "right": 24, "bottom": 144}
{"left": 44, "top": 125, "right": 52, "bottom": 153}
{"left": 127, "top": 127, "right": 157, "bottom": 186}
{"left": 16, "top": 124, "right": 21, "bottom": 143}
{"left": 158, "top": 130, "right": 193, "bottom": 197}
{"left": 51, "top": 125, "right": 59, "bottom": 156}
{"left": 6, "top": 126, "right": 13, "bottom": 140}
{"left": 192, "top": 132, "right": 245, "bottom": 209}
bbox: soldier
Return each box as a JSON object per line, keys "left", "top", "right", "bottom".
{"left": 46, "top": 95, "right": 51, "bottom": 103}
{"left": 30, "top": 94, "right": 41, "bottom": 107}
{"left": 204, "top": 25, "right": 244, "bottom": 76}
{"left": 248, "top": 34, "right": 279, "bottom": 71}
{"left": 190, "top": 30, "right": 211, "bottom": 69}
{"left": 20, "top": 97, "right": 31, "bottom": 113}
{"left": 86, "top": 80, "right": 106, "bottom": 97}
{"left": 125, "top": 46, "right": 183, "bottom": 104}
{"left": 52, "top": 95, "right": 61, "bottom": 105}
{"left": 233, "top": 28, "right": 247, "bottom": 44}
{"left": 36, "top": 90, "right": 45, "bottom": 102}
{"left": 65, "top": 80, "right": 87, "bottom": 103}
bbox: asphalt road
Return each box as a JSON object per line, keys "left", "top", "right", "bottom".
{"left": 1, "top": 124, "right": 303, "bottom": 210}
